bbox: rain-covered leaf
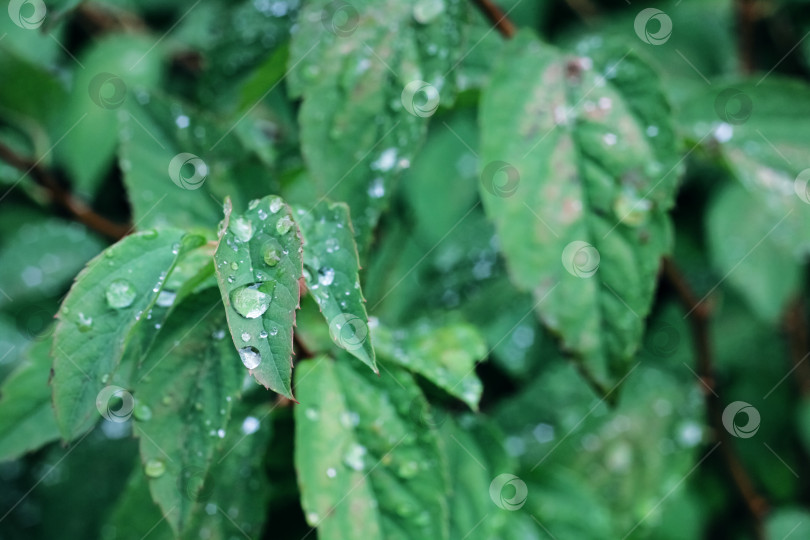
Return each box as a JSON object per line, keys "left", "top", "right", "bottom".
{"left": 51, "top": 229, "right": 204, "bottom": 440}
{"left": 103, "top": 467, "right": 174, "bottom": 540}
{"left": 132, "top": 288, "right": 242, "bottom": 536}
{"left": 183, "top": 402, "right": 275, "bottom": 540}
{"left": 288, "top": 0, "right": 466, "bottom": 247}
{"left": 118, "top": 102, "right": 223, "bottom": 232}
{"left": 479, "top": 31, "right": 680, "bottom": 387}
{"left": 0, "top": 337, "right": 59, "bottom": 461}
{"left": 373, "top": 320, "right": 486, "bottom": 410}
{"left": 295, "top": 200, "right": 376, "bottom": 372}
{"left": 214, "top": 196, "right": 303, "bottom": 398}
{"left": 294, "top": 357, "right": 449, "bottom": 540}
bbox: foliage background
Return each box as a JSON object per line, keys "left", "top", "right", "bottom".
{"left": 1, "top": 0, "right": 810, "bottom": 539}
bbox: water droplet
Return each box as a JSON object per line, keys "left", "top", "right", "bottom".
{"left": 77, "top": 312, "right": 93, "bottom": 332}
{"left": 413, "top": 0, "right": 445, "bottom": 23}
{"left": 241, "top": 416, "right": 260, "bottom": 434}
{"left": 326, "top": 467, "right": 337, "bottom": 478}
{"left": 212, "top": 329, "right": 226, "bottom": 340}
{"left": 106, "top": 279, "right": 137, "bottom": 309}
{"left": 305, "top": 512, "right": 320, "bottom": 526}
{"left": 248, "top": 199, "right": 260, "bottom": 210}
{"left": 262, "top": 239, "right": 283, "bottom": 266}
{"left": 259, "top": 330, "right": 268, "bottom": 339}
{"left": 613, "top": 191, "right": 652, "bottom": 227}
{"left": 217, "top": 429, "right": 226, "bottom": 438}
{"left": 368, "top": 177, "right": 385, "bottom": 198}
{"left": 305, "top": 408, "right": 319, "bottom": 421}
{"left": 239, "top": 346, "right": 261, "bottom": 369}
{"left": 269, "top": 197, "right": 284, "bottom": 214}
{"left": 325, "top": 238, "right": 340, "bottom": 253}
{"left": 145, "top": 459, "right": 166, "bottom": 478}
{"left": 156, "top": 290, "right": 176, "bottom": 308}
{"left": 344, "top": 443, "right": 367, "bottom": 471}
{"left": 318, "top": 267, "right": 335, "bottom": 286}
{"left": 229, "top": 216, "right": 254, "bottom": 242}
{"left": 231, "top": 262, "right": 239, "bottom": 270}
{"left": 397, "top": 461, "right": 419, "bottom": 478}
{"left": 134, "top": 403, "right": 152, "bottom": 421}
{"left": 241, "top": 331, "right": 251, "bottom": 342}
{"left": 230, "top": 283, "right": 273, "bottom": 319}
{"left": 276, "top": 215, "right": 294, "bottom": 235}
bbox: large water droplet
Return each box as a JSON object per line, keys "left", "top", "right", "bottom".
{"left": 134, "top": 403, "right": 153, "bottom": 421}
{"left": 145, "top": 459, "right": 166, "bottom": 478}
{"left": 239, "top": 346, "right": 262, "bottom": 369}
{"left": 262, "top": 239, "right": 283, "bottom": 267}
{"left": 106, "top": 279, "right": 137, "bottom": 309}
{"left": 156, "top": 290, "right": 176, "bottom": 307}
{"left": 269, "top": 197, "right": 284, "bottom": 214}
{"left": 229, "top": 216, "right": 254, "bottom": 242}
{"left": 230, "top": 283, "right": 273, "bottom": 319}
{"left": 276, "top": 215, "right": 294, "bottom": 235}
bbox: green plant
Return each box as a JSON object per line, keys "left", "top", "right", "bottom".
{"left": 2, "top": 0, "right": 810, "bottom": 538}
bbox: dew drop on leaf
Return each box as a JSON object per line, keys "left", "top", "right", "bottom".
{"left": 134, "top": 403, "right": 152, "bottom": 421}
{"left": 343, "top": 443, "right": 367, "bottom": 471}
{"left": 262, "top": 239, "right": 283, "bottom": 266}
{"left": 269, "top": 197, "right": 284, "bottom": 214}
{"left": 276, "top": 215, "right": 294, "bottom": 235}
{"left": 106, "top": 279, "right": 137, "bottom": 309}
{"left": 77, "top": 312, "right": 93, "bottom": 332}
{"left": 145, "top": 459, "right": 166, "bottom": 478}
{"left": 229, "top": 216, "right": 254, "bottom": 242}
{"left": 155, "top": 290, "right": 176, "bottom": 307}
{"left": 238, "top": 346, "right": 262, "bottom": 369}
{"left": 230, "top": 283, "right": 273, "bottom": 319}
{"left": 318, "top": 267, "right": 335, "bottom": 286}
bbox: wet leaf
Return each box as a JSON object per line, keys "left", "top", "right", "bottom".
{"left": 214, "top": 196, "right": 303, "bottom": 398}
{"left": 295, "top": 200, "right": 376, "bottom": 372}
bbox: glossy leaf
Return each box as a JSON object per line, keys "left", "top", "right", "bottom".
{"left": 295, "top": 201, "right": 376, "bottom": 372}
{"left": 0, "top": 337, "right": 59, "bottom": 461}
{"left": 373, "top": 320, "right": 486, "bottom": 410}
{"left": 51, "top": 229, "right": 203, "bottom": 440}
{"left": 132, "top": 288, "right": 243, "bottom": 536}
{"left": 214, "top": 196, "right": 303, "bottom": 398}
{"left": 294, "top": 357, "right": 449, "bottom": 540}
{"left": 479, "top": 32, "right": 680, "bottom": 386}
{"left": 288, "top": 0, "right": 466, "bottom": 247}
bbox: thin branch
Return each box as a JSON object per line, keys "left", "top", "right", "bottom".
{"left": 0, "top": 141, "right": 130, "bottom": 240}
{"left": 784, "top": 297, "right": 810, "bottom": 396}
{"left": 470, "top": 0, "right": 516, "bottom": 39}
{"left": 663, "top": 258, "right": 768, "bottom": 538}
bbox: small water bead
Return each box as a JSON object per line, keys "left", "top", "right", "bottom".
{"left": 134, "top": 403, "right": 152, "bottom": 421}
{"left": 269, "top": 197, "right": 284, "bottom": 214}
{"left": 155, "top": 290, "right": 176, "bottom": 307}
{"left": 230, "top": 283, "right": 273, "bottom": 319}
{"left": 259, "top": 330, "right": 268, "bottom": 339}
{"left": 212, "top": 329, "right": 226, "bottom": 340}
{"left": 217, "top": 429, "right": 226, "bottom": 438}
{"left": 145, "top": 459, "right": 166, "bottom": 478}
{"left": 241, "top": 332, "right": 251, "bottom": 342}
{"left": 248, "top": 199, "right": 260, "bottom": 210}
{"left": 262, "top": 239, "right": 283, "bottom": 266}
{"left": 325, "top": 238, "right": 340, "bottom": 253}
{"left": 368, "top": 177, "right": 385, "bottom": 199}
{"left": 229, "top": 216, "right": 254, "bottom": 242}
{"left": 77, "top": 312, "right": 93, "bottom": 332}
{"left": 326, "top": 467, "right": 337, "bottom": 478}
{"left": 276, "top": 215, "right": 294, "bottom": 235}
{"left": 238, "top": 346, "right": 261, "bottom": 369}
{"left": 257, "top": 209, "right": 268, "bottom": 221}
{"left": 318, "top": 267, "right": 335, "bottom": 286}
{"left": 106, "top": 279, "right": 137, "bottom": 309}
{"left": 305, "top": 408, "right": 319, "bottom": 421}
{"left": 231, "top": 262, "right": 239, "bottom": 270}
{"left": 343, "top": 443, "right": 367, "bottom": 471}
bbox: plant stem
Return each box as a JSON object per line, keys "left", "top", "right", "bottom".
{"left": 663, "top": 258, "right": 768, "bottom": 539}
{"left": 470, "top": 0, "right": 516, "bottom": 39}
{"left": 784, "top": 297, "right": 810, "bottom": 396}
{"left": 0, "top": 141, "right": 130, "bottom": 240}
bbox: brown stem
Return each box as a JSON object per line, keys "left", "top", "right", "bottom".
{"left": 0, "top": 142, "right": 130, "bottom": 240}
{"left": 736, "top": 0, "right": 756, "bottom": 74}
{"left": 663, "top": 258, "right": 768, "bottom": 538}
{"left": 784, "top": 297, "right": 810, "bottom": 396}
{"left": 470, "top": 0, "right": 516, "bottom": 39}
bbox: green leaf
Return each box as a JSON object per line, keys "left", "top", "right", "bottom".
{"left": 295, "top": 200, "right": 376, "bottom": 372}
{"left": 373, "top": 321, "right": 486, "bottom": 410}
{"left": 707, "top": 183, "right": 801, "bottom": 321}
{"left": 57, "top": 34, "right": 164, "bottom": 198}
{"left": 184, "top": 402, "right": 275, "bottom": 540}
{"left": 118, "top": 102, "right": 223, "bottom": 232}
{"left": 0, "top": 218, "right": 105, "bottom": 307}
{"left": 132, "top": 288, "right": 243, "bottom": 536}
{"left": 288, "top": 0, "right": 466, "bottom": 247}
{"left": 103, "top": 467, "right": 174, "bottom": 540}
{"left": 51, "top": 228, "right": 203, "bottom": 440}
{"left": 0, "top": 337, "right": 60, "bottom": 461}
{"left": 294, "top": 357, "right": 449, "bottom": 540}
{"left": 479, "top": 32, "right": 679, "bottom": 386}
{"left": 214, "top": 196, "right": 303, "bottom": 398}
